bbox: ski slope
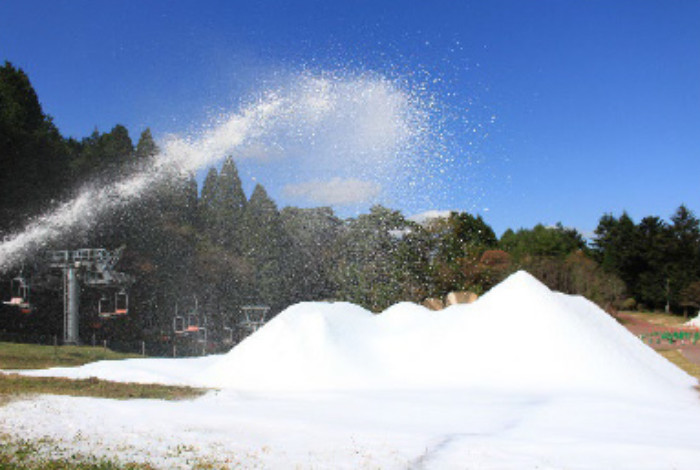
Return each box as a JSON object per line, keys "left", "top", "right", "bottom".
{"left": 2, "top": 271, "right": 700, "bottom": 469}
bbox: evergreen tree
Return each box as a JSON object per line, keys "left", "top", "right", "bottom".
{"left": 72, "top": 125, "right": 135, "bottom": 181}
{"left": 593, "top": 207, "right": 700, "bottom": 311}
{"left": 135, "top": 128, "right": 158, "bottom": 160}
{"left": 635, "top": 216, "right": 672, "bottom": 309}
{"left": 280, "top": 206, "right": 341, "bottom": 303}
{"left": 668, "top": 205, "right": 700, "bottom": 309}
{"left": 332, "top": 205, "right": 409, "bottom": 311}
{"left": 198, "top": 167, "right": 219, "bottom": 237}
{"left": 215, "top": 157, "right": 247, "bottom": 250}
{"left": 593, "top": 212, "right": 641, "bottom": 297}
{"left": 242, "top": 184, "right": 291, "bottom": 310}
{"left": 0, "top": 61, "right": 69, "bottom": 232}
{"left": 500, "top": 223, "right": 585, "bottom": 260}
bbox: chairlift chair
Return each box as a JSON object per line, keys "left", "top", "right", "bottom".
{"left": 173, "top": 315, "right": 186, "bottom": 335}
{"left": 98, "top": 290, "right": 129, "bottom": 318}
{"left": 114, "top": 290, "right": 128, "bottom": 315}
{"left": 98, "top": 292, "right": 114, "bottom": 318}
{"left": 197, "top": 326, "right": 207, "bottom": 344}
{"left": 3, "top": 276, "right": 32, "bottom": 314}
{"left": 239, "top": 305, "right": 269, "bottom": 334}
{"left": 185, "top": 313, "right": 200, "bottom": 333}
{"left": 223, "top": 326, "right": 234, "bottom": 345}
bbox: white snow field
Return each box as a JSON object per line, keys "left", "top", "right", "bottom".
{"left": 3, "top": 271, "right": 700, "bottom": 469}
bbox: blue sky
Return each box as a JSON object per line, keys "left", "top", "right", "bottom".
{"left": 1, "top": 0, "right": 699, "bottom": 236}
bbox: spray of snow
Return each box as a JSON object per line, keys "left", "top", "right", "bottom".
{"left": 408, "top": 209, "right": 453, "bottom": 225}
{"left": 0, "top": 71, "right": 431, "bottom": 272}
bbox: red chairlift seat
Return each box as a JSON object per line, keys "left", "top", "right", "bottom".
{"left": 185, "top": 313, "right": 200, "bottom": 332}
{"left": 114, "top": 290, "right": 128, "bottom": 315}
{"left": 98, "top": 290, "right": 128, "bottom": 318}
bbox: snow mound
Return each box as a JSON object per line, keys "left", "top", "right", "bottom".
{"left": 196, "top": 271, "right": 695, "bottom": 397}
{"left": 685, "top": 312, "right": 700, "bottom": 328}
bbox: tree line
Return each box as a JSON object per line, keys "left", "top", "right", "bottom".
{"left": 1, "top": 61, "right": 699, "bottom": 350}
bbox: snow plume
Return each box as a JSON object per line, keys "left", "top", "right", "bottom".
{"left": 283, "top": 177, "right": 382, "bottom": 205}
{"left": 0, "top": 71, "right": 432, "bottom": 271}
{"left": 408, "top": 209, "right": 453, "bottom": 225}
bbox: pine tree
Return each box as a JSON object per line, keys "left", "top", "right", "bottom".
{"left": 636, "top": 216, "right": 672, "bottom": 308}
{"left": 215, "top": 157, "right": 247, "bottom": 251}
{"left": 242, "top": 183, "right": 290, "bottom": 309}
{"left": 198, "top": 167, "right": 219, "bottom": 239}
{"left": 332, "top": 205, "right": 409, "bottom": 311}
{"left": 135, "top": 128, "right": 158, "bottom": 160}
{"left": 281, "top": 206, "right": 342, "bottom": 303}
{"left": 668, "top": 205, "right": 700, "bottom": 309}
{"left": 0, "top": 61, "right": 69, "bottom": 232}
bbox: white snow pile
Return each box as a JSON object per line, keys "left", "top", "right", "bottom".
{"left": 4, "top": 270, "right": 700, "bottom": 469}
{"left": 196, "top": 271, "right": 693, "bottom": 396}
{"left": 17, "top": 270, "right": 697, "bottom": 397}
{"left": 685, "top": 311, "right": 700, "bottom": 328}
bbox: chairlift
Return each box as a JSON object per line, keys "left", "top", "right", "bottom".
{"left": 173, "top": 298, "right": 202, "bottom": 337}
{"left": 223, "top": 326, "right": 234, "bottom": 345}
{"left": 98, "top": 293, "right": 113, "bottom": 318}
{"left": 3, "top": 276, "right": 32, "bottom": 314}
{"left": 185, "top": 313, "right": 200, "bottom": 333}
{"left": 197, "top": 326, "right": 207, "bottom": 344}
{"left": 173, "top": 314, "right": 186, "bottom": 335}
{"left": 173, "top": 314, "right": 200, "bottom": 335}
{"left": 173, "top": 304, "right": 199, "bottom": 335}
{"left": 114, "top": 290, "right": 128, "bottom": 315}
{"left": 98, "top": 290, "right": 129, "bottom": 318}
{"left": 239, "top": 305, "right": 269, "bottom": 334}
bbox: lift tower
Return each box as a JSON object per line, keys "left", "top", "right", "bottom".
{"left": 48, "top": 248, "right": 131, "bottom": 344}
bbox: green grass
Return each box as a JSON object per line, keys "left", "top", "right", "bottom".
{"left": 0, "top": 432, "right": 235, "bottom": 469}
{"left": 0, "top": 341, "right": 207, "bottom": 404}
{"left": 0, "top": 342, "right": 141, "bottom": 370}
{"left": 0, "top": 373, "right": 206, "bottom": 401}
{"left": 658, "top": 349, "right": 700, "bottom": 381}
{"left": 0, "top": 433, "right": 156, "bottom": 469}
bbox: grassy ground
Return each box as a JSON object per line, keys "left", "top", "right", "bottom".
{"left": 0, "top": 341, "right": 206, "bottom": 403}
{"left": 0, "top": 434, "right": 156, "bottom": 469}
{"left": 616, "top": 311, "right": 700, "bottom": 380}
{"left": 618, "top": 310, "right": 690, "bottom": 328}
{"left": 0, "top": 373, "right": 205, "bottom": 401}
{"left": 0, "top": 341, "right": 142, "bottom": 370}
{"left": 658, "top": 350, "right": 700, "bottom": 380}
{"left": 0, "top": 432, "right": 232, "bottom": 469}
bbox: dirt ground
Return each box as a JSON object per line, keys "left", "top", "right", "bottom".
{"left": 617, "top": 312, "right": 700, "bottom": 365}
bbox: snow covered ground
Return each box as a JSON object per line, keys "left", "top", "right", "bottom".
{"left": 2, "top": 271, "right": 700, "bottom": 469}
